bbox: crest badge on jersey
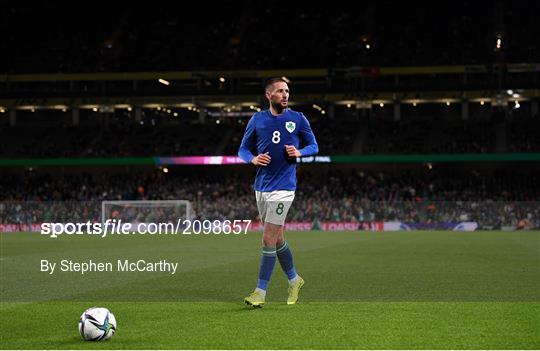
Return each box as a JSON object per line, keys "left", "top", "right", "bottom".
{"left": 285, "top": 121, "right": 296, "bottom": 133}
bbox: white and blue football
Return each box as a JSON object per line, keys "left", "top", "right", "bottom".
{"left": 78, "top": 307, "right": 116, "bottom": 341}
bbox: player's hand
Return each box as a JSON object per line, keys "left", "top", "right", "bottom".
{"left": 252, "top": 152, "right": 271, "bottom": 166}
{"left": 284, "top": 145, "right": 301, "bottom": 158}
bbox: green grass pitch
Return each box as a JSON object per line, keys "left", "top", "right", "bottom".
{"left": 1, "top": 230, "right": 539, "bottom": 349}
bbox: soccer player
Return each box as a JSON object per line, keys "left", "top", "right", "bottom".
{"left": 238, "top": 77, "right": 319, "bottom": 307}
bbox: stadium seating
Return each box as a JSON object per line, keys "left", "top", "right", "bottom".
{"left": 1, "top": 170, "right": 538, "bottom": 226}
{"left": 1, "top": 114, "right": 538, "bottom": 157}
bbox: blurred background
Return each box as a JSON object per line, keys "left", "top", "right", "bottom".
{"left": 1, "top": 1, "right": 539, "bottom": 230}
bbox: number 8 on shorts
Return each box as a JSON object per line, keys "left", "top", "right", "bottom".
{"left": 255, "top": 190, "right": 295, "bottom": 226}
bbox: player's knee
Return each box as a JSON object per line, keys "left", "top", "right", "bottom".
{"left": 262, "top": 235, "right": 277, "bottom": 247}
{"left": 262, "top": 222, "right": 281, "bottom": 246}
{"left": 276, "top": 235, "right": 285, "bottom": 247}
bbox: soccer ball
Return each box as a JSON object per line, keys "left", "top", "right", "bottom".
{"left": 78, "top": 307, "right": 117, "bottom": 341}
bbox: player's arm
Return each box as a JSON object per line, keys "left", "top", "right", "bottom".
{"left": 238, "top": 117, "right": 271, "bottom": 166}
{"left": 296, "top": 113, "right": 319, "bottom": 157}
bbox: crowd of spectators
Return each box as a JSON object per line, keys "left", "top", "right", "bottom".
{"left": 1, "top": 169, "right": 538, "bottom": 229}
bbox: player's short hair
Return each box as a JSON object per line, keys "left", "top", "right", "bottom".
{"left": 265, "top": 77, "right": 288, "bottom": 92}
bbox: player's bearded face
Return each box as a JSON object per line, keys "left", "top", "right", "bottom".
{"left": 268, "top": 82, "right": 289, "bottom": 113}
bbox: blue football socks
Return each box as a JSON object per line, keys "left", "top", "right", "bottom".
{"left": 256, "top": 246, "right": 277, "bottom": 294}
{"left": 277, "top": 241, "right": 298, "bottom": 284}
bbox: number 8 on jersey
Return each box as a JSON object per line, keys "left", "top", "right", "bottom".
{"left": 272, "top": 131, "right": 281, "bottom": 144}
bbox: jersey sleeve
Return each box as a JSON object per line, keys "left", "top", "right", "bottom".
{"left": 238, "top": 116, "right": 257, "bottom": 163}
{"left": 298, "top": 113, "right": 319, "bottom": 157}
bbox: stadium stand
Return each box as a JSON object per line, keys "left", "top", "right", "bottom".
{"left": 1, "top": 1, "right": 538, "bottom": 231}
{"left": 1, "top": 112, "right": 538, "bottom": 157}
{"left": 1, "top": 169, "right": 538, "bottom": 227}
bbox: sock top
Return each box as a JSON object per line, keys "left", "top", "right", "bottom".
{"left": 262, "top": 246, "right": 277, "bottom": 256}
{"left": 277, "top": 242, "right": 289, "bottom": 253}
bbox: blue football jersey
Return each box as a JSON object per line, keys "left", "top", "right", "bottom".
{"left": 238, "top": 109, "right": 318, "bottom": 191}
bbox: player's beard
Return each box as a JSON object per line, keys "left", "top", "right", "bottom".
{"left": 271, "top": 100, "right": 287, "bottom": 114}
